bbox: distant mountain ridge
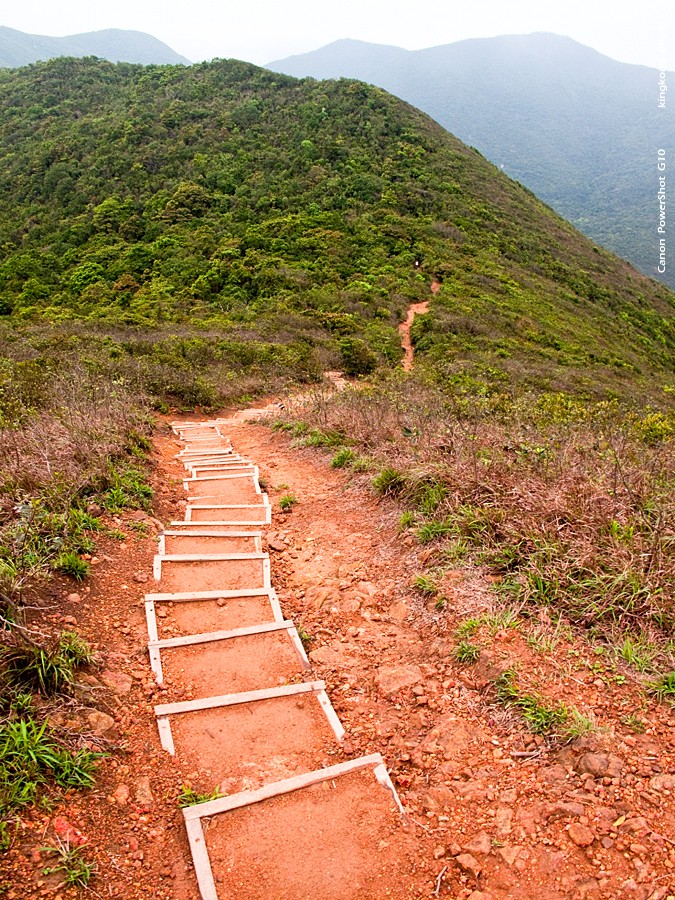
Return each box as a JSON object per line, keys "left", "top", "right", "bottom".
{"left": 268, "top": 34, "right": 675, "bottom": 289}
{"left": 0, "top": 26, "right": 190, "bottom": 67}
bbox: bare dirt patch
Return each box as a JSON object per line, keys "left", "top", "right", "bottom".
{"left": 171, "top": 693, "right": 339, "bottom": 793}
{"left": 158, "top": 630, "right": 306, "bottom": 700}
{"left": 155, "top": 595, "right": 276, "bottom": 638}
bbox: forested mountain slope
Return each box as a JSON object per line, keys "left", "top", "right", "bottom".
{"left": 0, "top": 57, "right": 673, "bottom": 406}
{"left": 0, "top": 26, "right": 190, "bottom": 67}
{"left": 269, "top": 34, "right": 675, "bottom": 289}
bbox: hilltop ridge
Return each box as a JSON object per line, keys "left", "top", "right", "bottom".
{"left": 0, "top": 25, "right": 190, "bottom": 67}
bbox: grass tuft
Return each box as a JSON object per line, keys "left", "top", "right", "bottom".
{"left": 647, "top": 671, "right": 675, "bottom": 702}
{"left": 371, "top": 468, "right": 406, "bottom": 496}
{"left": 495, "top": 668, "right": 568, "bottom": 735}
{"left": 453, "top": 641, "right": 480, "bottom": 664}
{"left": 177, "top": 784, "right": 223, "bottom": 807}
{"left": 54, "top": 551, "right": 90, "bottom": 582}
{"left": 42, "top": 841, "right": 96, "bottom": 887}
{"left": 331, "top": 447, "right": 356, "bottom": 468}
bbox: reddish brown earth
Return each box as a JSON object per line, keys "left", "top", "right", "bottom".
{"left": 399, "top": 301, "right": 430, "bottom": 372}
{"left": 2, "top": 408, "right": 675, "bottom": 900}
{"left": 399, "top": 279, "right": 439, "bottom": 372}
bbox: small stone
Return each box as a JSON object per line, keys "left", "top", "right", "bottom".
{"left": 568, "top": 822, "right": 595, "bottom": 847}
{"left": 619, "top": 817, "right": 651, "bottom": 837}
{"left": 62, "top": 616, "right": 77, "bottom": 626}
{"left": 135, "top": 776, "right": 154, "bottom": 808}
{"left": 387, "top": 601, "right": 409, "bottom": 622}
{"left": 540, "top": 764, "right": 568, "bottom": 784}
{"left": 497, "top": 845, "right": 521, "bottom": 866}
{"left": 649, "top": 774, "right": 675, "bottom": 792}
{"left": 86, "top": 710, "right": 116, "bottom": 735}
{"left": 309, "top": 645, "right": 344, "bottom": 668}
{"left": 375, "top": 664, "right": 423, "bottom": 697}
{"left": 305, "top": 585, "right": 336, "bottom": 611}
{"left": 464, "top": 831, "right": 492, "bottom": 856}
{"left": 455, "top": 853, "right": 482, "bottom": 878}
{"left": 420, "top": 786, "right": 455, "bottom": 813}
{"left": 66, "top": 593, "right": 82, "bottom": 604}
{"left": 495, "top": 806, "right": 513, "bottom": 837}
{"left": 544, "top": 801, "right": 585, "bottom": 821}
{"left": 576, "top": 752, "right": 623, "bottom": 778}
{"left": 216, "top": 598, "right": 227, "bottom": 607}
{"left": 101, "top": 669, "right": 133, "bottom": 696}
{"left": 53, "top": 816, "right": 87, "bottom": 846}
{"left": 111, "top": 783, "right": 130, "bottom": 806}
{"left": 133, "top": 571, "right": 149, "bottom": 583}
{"left": 267, "top": 536, "right": 286, "bottom": 552}
{"left": 339, "top": 596, "right": 361, "bottom": 614}
{"left": 433, "top": 845, "right": 446, "bottom": 859}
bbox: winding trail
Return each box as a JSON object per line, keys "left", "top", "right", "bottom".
{"left": 398, "top": 281, "right": 439, "bottom": 372}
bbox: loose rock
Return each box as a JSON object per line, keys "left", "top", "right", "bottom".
{"left": 568, "top": 822, "right": 595, "bottom": 847}
{"left": 101, "top": 669, "right": 133, "bottom": 695}
{"left": 455, "top": 853, "right": 482, "bottom": 879}
{"left": 375, "top": 664, "right": 423, "bottom": 696}
{"left": 464, "top": 831, "right": 492, "bottom": 856}
{"left": 86, "top": 709, "right": 116, "bottom": 735}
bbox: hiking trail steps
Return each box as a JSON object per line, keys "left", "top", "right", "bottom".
{"left": 142, "top": 415, "right": 407, "bottom": 899}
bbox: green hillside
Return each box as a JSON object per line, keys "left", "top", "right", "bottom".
{"left": 269, "top": 34, "right": 675, "bottom": 290}
{"left": 0, "top": 56, "right": 673, "bottom": 409}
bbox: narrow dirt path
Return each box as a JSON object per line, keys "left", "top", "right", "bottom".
{"left": 399, "top": 280, "right": 439, "bottom": 372}
{"left": 145, "top": 413, "right": 432, "bottom": 899}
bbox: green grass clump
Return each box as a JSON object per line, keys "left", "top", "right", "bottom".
{"left": 371, "top": 468, "right": 406, "bottom": 496}
{"left": 416, "top": 520, "right": 453, "bottom": 543}
{"left": 101, "top": 465, "right": 153, "bottom": 513}
{"left": 42, "top": 841, "right": 96, "bottom": 887}
{"left": 495, "top": 668, "right": 568, "bottom": 735}
{"left": 331, "top": 447, "right": 356, "bottom": 468}
{"left": 0, "top": 718, "right": 100, "bottom": 846}
{"left": 398, "top": 511, "right": 415, "bottom": 531}
{"left": 453, "top": 641, "right": 480, "bottom": 664}
{"left": 414, "top": 574, "right": 438, "bottom": 596}
{"left": 279, "top": 494, "right": 297, "bottom": 512}
{"left": 616, "top": 636, "right": 657, "bottom": 672}
{"left": 54, "top": 551, "right": 90, "bottom": 581}
{"left": 647, "top": 671, "right": 675, "bottom": 702}
{"left": 57, "top": 632, "right": 95, "bottom": 669}
{"left": 2, "top": 631, "right": 94, "bottom": 695}
{"left": 3, "top": 646, "right": 74, "bottom": 695}
{"left": 301, "top": 428, "right": 345, "bottom": 448}
{"left": 177, "top": 784, "right": 223, "bottom": 807}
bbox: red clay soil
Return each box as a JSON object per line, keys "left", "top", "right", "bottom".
{"left": 399, "top": 279, "right": 439, "bottom": 372}
{"left": 399, "top": 301, "right": 429, "bottom": 372}
{"left": 2, "top": 410, "right": 675, "bottom": 900}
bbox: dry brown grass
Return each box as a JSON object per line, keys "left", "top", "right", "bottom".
{"left": 293, "top": 373, "right": 674, "bottom": 647}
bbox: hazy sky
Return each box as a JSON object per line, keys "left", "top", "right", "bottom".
{"left": 3, "top": 1, "right": 675, "bottom": 70}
